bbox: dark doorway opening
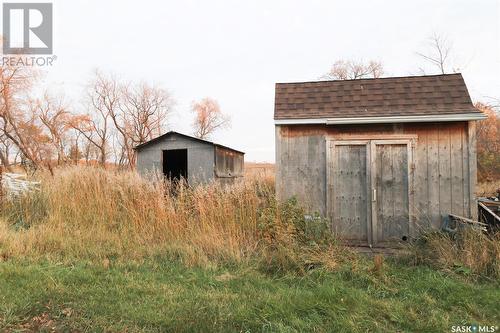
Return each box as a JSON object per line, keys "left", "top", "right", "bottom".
{"left": 162, "top": 149, "right": 188, "bottom": 181}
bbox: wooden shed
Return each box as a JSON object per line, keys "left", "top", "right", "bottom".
{"left": 274, "top": 74, "right": 486, "bottom": 246}
{"left": 135, "top": 131, "right": 244, "bottom": 185}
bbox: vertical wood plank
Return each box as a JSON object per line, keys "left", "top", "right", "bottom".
{"left": 353, "top": 147, "right": 366, "bottom": 238}
{"left": 275, "top": 126, "right": 282, "bottom": 201}
{"left": 462, "top": 126, "right": 471, "bottom": 218}
{"left": 378, "top": 145, "right": 394, "bottom": 242}
{"left": 414, "top": 131, "right": 429, "bottom": 230}
{"left": 468, "top": 121, "right": 478, "bottom": 220}
{"left": 334, "top": 143, "right": 340, "bottom": 228}
{"left": 438, "top": 125, "right": 452, "bottom": 224}
{"left": 427, "top": 127, "right": 440, "bottom": 228}
{"left": 342, "top": 146, "right": 353, "bottom": 235}
{"left": 360, "top": 146, "right": 368, "bottom": 239}
{"left": 335, "top": 144, "right": 341, "bottom": 232}
{"left": 366, "top": 143, "right": 372, "bottom": 246}
{"left": 408, "top": 141, "right": 415, "bottom": 238}
{"left": 338, "top": 145, "right": 347, "bottom": 236}
{"left": 450, "top": 126, "right": 464, "bottom": 216}
{"left": 370, "top": 141, "right": 378, "bottom": 245}
{"left": 326, "top": 139, "right": 332, "bottom": 227}
{"left": 395, "top": 144, "right": 410, "bottom": 239}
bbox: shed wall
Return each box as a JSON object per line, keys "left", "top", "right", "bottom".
{"left": 136, "top": 134, "right": 215, "bottom": 184}
{"left": 215, "top": 146, "right": 244, "bottom": 178}
{"left": 276, "top": 122, "right": 476, "bottom": 229}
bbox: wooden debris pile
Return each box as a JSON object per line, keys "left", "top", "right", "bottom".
{"left": 478, "top": 195, "right": 500, "bottom": 232}
{"left": 0, "top": 172, "right": 40, "bottom": 200}
{"left": 443, "top": 190, "right": 500, "bottom": 234}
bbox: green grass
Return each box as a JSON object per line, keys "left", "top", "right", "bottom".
{"left": 0, "top": 258, "right": 498, "bottom": 332}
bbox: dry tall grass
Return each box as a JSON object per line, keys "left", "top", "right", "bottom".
{"left": 3, "top": 166, "right": 497, "bottom": 277}
{"left": 0, "top": 166, "right": 340, "bottom": 271}
{"left": 409, "top": 229, "right": 500, "bottom": 279}
{"left": 477, "top": 180, "right": 500, "bottom": 197}
{"left": 244, "top": 162, "right": 275, "bottom": 179}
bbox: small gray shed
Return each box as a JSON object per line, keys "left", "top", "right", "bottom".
{"left": 134, "top": 131, "right": 244, "bottom": 185}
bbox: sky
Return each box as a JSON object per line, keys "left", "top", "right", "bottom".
{"left": 31, "top": 0, "right": 500, "bottom": 161}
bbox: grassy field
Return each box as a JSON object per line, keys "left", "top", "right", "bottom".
{"left": 1, "top": 259, "right": 499, "bottom": 332}
{"left": 0, "top": 166, "right": 499, "bottom": 332}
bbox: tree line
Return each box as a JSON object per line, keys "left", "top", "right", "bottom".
{"left": 0, "top": 66, "right": 230, "bottom": 173}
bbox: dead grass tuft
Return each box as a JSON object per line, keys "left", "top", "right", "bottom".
{"left": 476, "top": 180, "right": 500, "bottom": 197}
{"left": 408, "top": 229, "right": 500, "bottom": 279}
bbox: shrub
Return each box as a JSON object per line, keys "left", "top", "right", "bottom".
{"left": 257, "top": 196, "right": 339, "bottom": 274}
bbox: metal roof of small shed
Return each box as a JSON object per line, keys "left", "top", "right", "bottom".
{"left": 275, "top": 73, "right": 486, "bottom": 124}
{"left": 134, "top": 131, "right": 245, "bottom": 155}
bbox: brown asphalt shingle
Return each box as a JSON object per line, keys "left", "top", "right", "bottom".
{"left": 274, "top": 73, "right": 480, "bottom": 120}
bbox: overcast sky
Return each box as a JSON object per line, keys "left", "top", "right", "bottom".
{"left": 39, "top": 0, "right": 500, "bottom": 162}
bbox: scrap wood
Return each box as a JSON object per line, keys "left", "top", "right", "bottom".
{"left": 478, "top": 202, "right": 500, "bottom": 223}
{"left": 0, "top": 173, "right": 40, "bottom": 199}
{"left": 448, "top": 214, "right": 488, "bottom": 226}
{"left": 478, "top": 197, "right": 500, "bottom": 206}
{"left": 448, "top": 214, "right": 488, "bottom": 232}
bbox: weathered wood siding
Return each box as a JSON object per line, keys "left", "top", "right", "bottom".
{"left": 275, "top": 122, "right": 476, "bottom": 230}
{"left": 275, "top": 127, "right": 326, "bottom": 214}
{"left": 215, "top": 146, "right": 244, "bottom": 178}
{"left": 214, "top": 146, "right": 244, "bottom": 185}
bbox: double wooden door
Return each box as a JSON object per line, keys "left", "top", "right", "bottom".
{"left": 327, "top": 139, "right": 413, "bottom": 247}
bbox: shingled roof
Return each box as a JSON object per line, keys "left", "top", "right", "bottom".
{"left": 274, "top": 73, "right": 484, "bottom": 123}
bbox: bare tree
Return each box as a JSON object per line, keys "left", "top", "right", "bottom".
{"left": 416, "top": 32, "right": 456, "bottom": 74}
{"left": 32, "top": 94, "right": 72, "bottom": 165}
{"left": 0, "top": 148, "right": 9, "bottom": 170}
{"left": 0, "top": 57, "right": 50, "bottom": 170}
{"left": 80, "top": 136, "right": 99, "bottom": 165}
{"left": 69, "top": 71, "right": 174, "bottom": 168}
{"left": 70, "top": 71, "right": 117, "bottom": 166}
{"left": 70, "top": 71, "right": 174, "bottom": 168}
{"left": 191, "top": 97, "right": 230, "bottom": 139}
{"left": 118, "top": 82, "right": 173, "bottom": 167}
{"left": 67, "top": 129, "right": 83, "bottom": 165}
{"left": 0, "top": 134, "right": 13, "bottom": 170}
{"left": 70, "top": 113, "right": 109, "bottom": 166}
{"left": 322, "top": 59, "right": 384, "bottom": 80}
